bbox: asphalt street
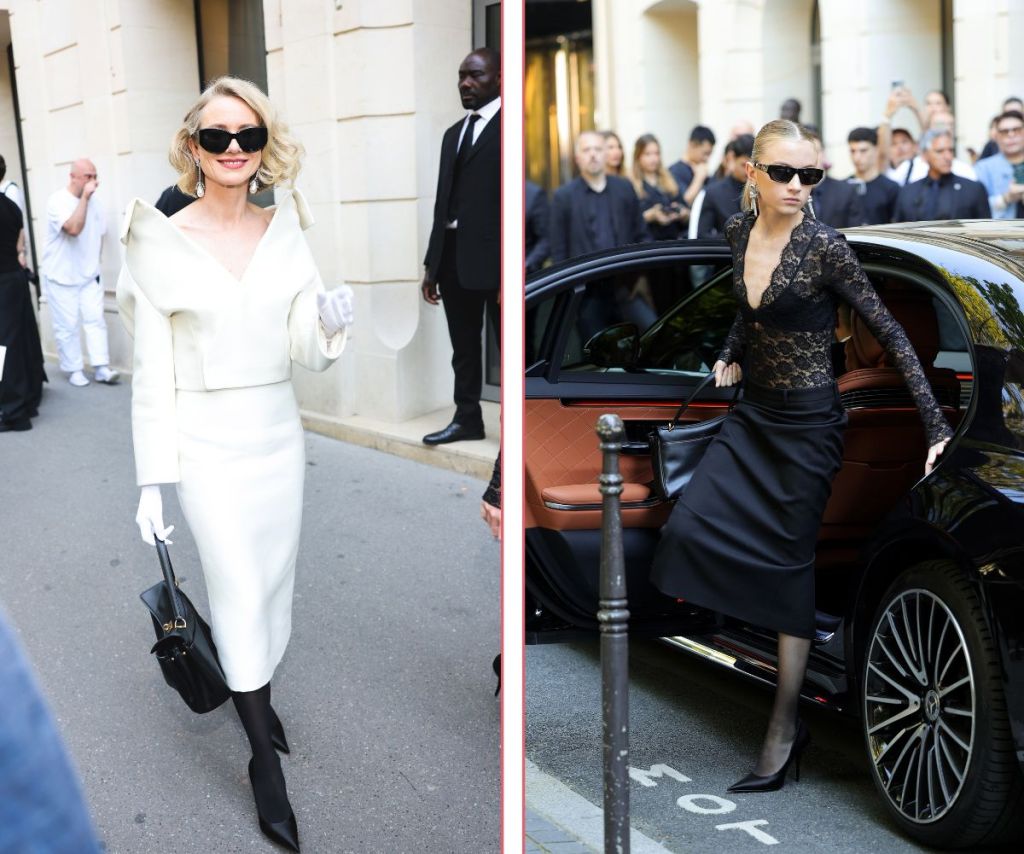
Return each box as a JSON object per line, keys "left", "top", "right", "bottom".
{"left": 527, "top": 639, "right": 949, "bottom": 854}
{"left": 0, "top": 372, "right": 500, "bottom": 853}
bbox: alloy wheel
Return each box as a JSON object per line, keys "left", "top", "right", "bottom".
{"left": 863, "top": 588, "right": 975, "bottom": 824}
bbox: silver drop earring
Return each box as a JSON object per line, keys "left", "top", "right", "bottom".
{"left": 806, "top": 197, "right": 817, "bottom": 219}
{"left": 249, "top": 175, "right": 259, "bottom": 195}
{"left": 749, "top": 184, "right": 759, "bottom": 218}
{"left": 195, "top": 159, "right": 205, "bottom": 198}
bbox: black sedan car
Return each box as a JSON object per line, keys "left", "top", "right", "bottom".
{"left": 525, "top": 220, "right": 1024, "bottom": 849}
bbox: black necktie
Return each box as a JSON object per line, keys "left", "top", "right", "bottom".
{"left": 447, "top": 113, "right": 482, "bottom": 222}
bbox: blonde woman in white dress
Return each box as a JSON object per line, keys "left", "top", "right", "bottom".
{"left": 117, "top": 77, "right": 352, "bottom": 853}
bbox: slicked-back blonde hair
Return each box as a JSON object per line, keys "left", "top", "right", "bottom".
{"left": 741, "top": 119, "right": 818, "bottom": 211}
{"left": 169, "top": 76, "right": 303, "bottom": 197}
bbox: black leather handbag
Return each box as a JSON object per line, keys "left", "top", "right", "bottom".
{"left": 649, "top": 372, "right": 741, "bottom": 501}
{"left": 139, "top": 538, "right": 231, "bottom": 714}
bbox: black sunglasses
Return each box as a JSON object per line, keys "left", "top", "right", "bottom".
{"left": 753, "top": 161, "right": 824, "bottom": 186}
{"left": 196, "top": 126, "right": 269, "bottom": 154}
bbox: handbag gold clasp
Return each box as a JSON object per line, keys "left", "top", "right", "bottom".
{"left": 162, "top": 617, "right": 188, "bottom": 633}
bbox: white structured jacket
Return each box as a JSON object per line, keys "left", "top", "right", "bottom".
{"left": 116, "top": 188, "right": 346, "bottom": 485}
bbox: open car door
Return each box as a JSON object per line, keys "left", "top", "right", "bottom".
{"left": 525, "top": 241, "right": 736, "bottom": 641}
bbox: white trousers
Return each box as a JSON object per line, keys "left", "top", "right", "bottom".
{"left": 44, "top": 277, "right": 110, "bottom": 373}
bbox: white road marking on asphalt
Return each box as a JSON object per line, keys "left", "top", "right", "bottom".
{"left": 676, "top": 794, "right": 737, "bottom": 815}
{"left": 716, "top": 820, "right": 780, "bottom": 845}
{"left": 526, "top": 759, "right": 673, "bottom": 854}
{"left": 629, "top": 763, "right": 693, "bottom": 787}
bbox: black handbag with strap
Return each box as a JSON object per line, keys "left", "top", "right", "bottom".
{"left": 139, "top": 538, "right": 231, "bottom": 714}
{"left": 649, "top": 372, "right": 741, "bottom": 501}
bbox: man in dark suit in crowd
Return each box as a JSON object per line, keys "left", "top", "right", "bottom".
{"left": 549, "top": 130, "right": 653, "bottom": 340}
{"left": 549, "top": 130, "right": 647, "bottom": 262}
{"left": 846, "top": 127, "right": 900, "bottom": 225}
{"left": 806, "top": 129, "right": 864, "bottom": 227}
{"left": 893, "top": 128, "right": 991, "bottom": 222}
{"left": 525, "top": 180, "right": 549, "bottom": 273}
{"left": 697, "top": 134, "right": 753, "bottom": 238}
{"left": 420, "top": 48, "right": 501, "bottom": 446}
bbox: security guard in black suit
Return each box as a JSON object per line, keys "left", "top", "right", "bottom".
{"left": 893, "top": 128, "right": 991, "bottom": 223}
{"left": 421, "top": 48, "right": 501, "bottom": 445}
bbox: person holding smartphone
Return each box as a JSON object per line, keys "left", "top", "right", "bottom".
{"left": 632, "top": 133, "right": 687, "bottom": 311}
{"left": 631, "top": 134, "right": 686, "bottom": 241}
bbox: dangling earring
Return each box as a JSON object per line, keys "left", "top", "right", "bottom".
{"left": 194, "top": 159, "right": 205, "bottom": 198}
{"left": 249, "top": 175, "right": 259, "bottom": 195}
{"left": 806, "top": 197, "right": 817, "bottom": 219}
{"left": 749, "top": 184, "right": 759, "bottom": 218}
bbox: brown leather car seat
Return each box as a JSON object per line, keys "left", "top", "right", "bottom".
{"left": 822, "top": 286, "right": 959, "bottom": 535}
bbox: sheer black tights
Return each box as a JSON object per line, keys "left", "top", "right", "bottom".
{"left": 754, "top": 633, "right": 811, "bottom": 777}
{"left": 233, "top": 683, "right": 289, "bottom": 821}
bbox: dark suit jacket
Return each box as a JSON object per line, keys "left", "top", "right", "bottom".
{"left": 810, "top": 177, "right": 863, "bottom": 228}
{"left": 893, "top": 174, "right": 992, "bottom": 223}
{"left": 696, "top": 176, "right": 744, "bottom": 238}
{"left": 154, "top": 185, "right": 195, "bottom": 217}
{"left": 525, "top": 180, "right": 550, "bottom": 273}
{"left": 549, "top": 175, "right": 647, "bottom": 263}
{"left": 424, "top": 107, "right": 500, "bottom": 291}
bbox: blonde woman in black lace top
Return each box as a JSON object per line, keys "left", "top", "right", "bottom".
{"left": 651, "top": 119, "right": 951, "bottom": 794}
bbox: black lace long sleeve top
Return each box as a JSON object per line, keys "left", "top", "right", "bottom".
{"left": 717, "top": 211, "right": 953, "bottom": 446}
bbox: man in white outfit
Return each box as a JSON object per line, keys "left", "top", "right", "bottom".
{"left": 42, "top": 158, "right": 118, "bottom": 387}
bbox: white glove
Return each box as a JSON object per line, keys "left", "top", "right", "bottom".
{"left": 317, "top": 286, "right": 354, "bottom": 336}
{"left": 135, "top": 484, "right": 175, "bottom": 545}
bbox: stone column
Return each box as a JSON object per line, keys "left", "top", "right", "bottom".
{"left": 696, "top": 0, "right": 764, "bottom": 162}
{"left": 819, "top": 0, "right": 941, "bottom": 176}
{"left": 953, "top": 0, "right": 1024, "bottom": 156}
{"left": 266, "top": 0, "right": 470, "bottom": 423}
{"left": 593, "top": 0, "right": 699, "bottom": 166}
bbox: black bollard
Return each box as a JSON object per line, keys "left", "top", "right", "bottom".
{"left": 596, "top": 414, "right": 629, "bottom": 854}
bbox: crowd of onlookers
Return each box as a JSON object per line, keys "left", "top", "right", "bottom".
{"left": 525, "top": 88, "right": 1024, "bottom": 271}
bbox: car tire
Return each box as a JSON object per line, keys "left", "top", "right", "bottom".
{"left": 861, "top": 560, "right": 1024, "bottom": 848}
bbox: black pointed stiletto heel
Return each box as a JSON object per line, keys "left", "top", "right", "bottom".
{"left": 270, "top": 705, "right": 290, "bottom": 754}
{"left": 727, "top": 719, "right": 810, "bottom": 793}
{"left": 248, "top": 757, "right": 300, "bottom": 852}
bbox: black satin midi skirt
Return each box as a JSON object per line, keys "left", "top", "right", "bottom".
{"left": 650, "top": 381, "right": 847, "bottom": 639}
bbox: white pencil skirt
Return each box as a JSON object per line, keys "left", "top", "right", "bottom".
{"left": 174, "top": 381, "right": 305, "bottom": 692}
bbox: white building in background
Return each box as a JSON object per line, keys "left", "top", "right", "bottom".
{"left": 587, "top": 0, "right": 1023, "bottom": 179}
{"left": 0, "top": 0, "right": 499, "bottom": 450}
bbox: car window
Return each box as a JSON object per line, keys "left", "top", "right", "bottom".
{"left": 931, "top": 294, "right": 973, "bottom": 410}
{"left": 551, "top": 261, "right": 731, "bottom": 375}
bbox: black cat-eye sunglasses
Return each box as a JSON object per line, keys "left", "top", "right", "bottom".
{"left": 753, "top": 161, "right": 824, "bottom": 186}
{"left": 196, "top": 127, "right": 269, "bottom": 154}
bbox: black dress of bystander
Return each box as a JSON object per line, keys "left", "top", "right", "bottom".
{"left": 0, "top": 193, "right": 46, "bottom": 432}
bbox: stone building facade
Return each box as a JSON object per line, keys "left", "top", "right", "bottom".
{"left": 554, "top": 0, "right": 1023, "bottom": 183}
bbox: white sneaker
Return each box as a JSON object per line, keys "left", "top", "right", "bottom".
{"left": 94, "top": 366, "right": 120, "bottom": 384}
{"left": 68, "top": 370, "right": 90, "bottom": 387}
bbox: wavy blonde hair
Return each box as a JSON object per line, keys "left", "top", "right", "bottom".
{"left": 169, "top": 76, "right": 304, "bottom": 196}
{"left": 741, "top": 119, "right": 817, "bottom": 211}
